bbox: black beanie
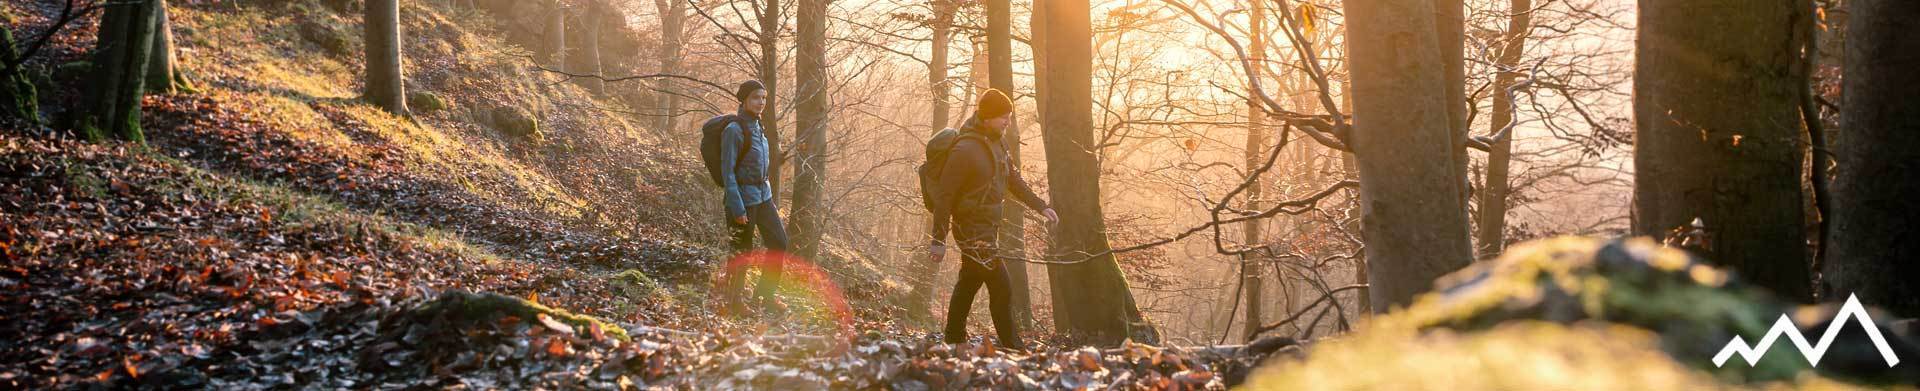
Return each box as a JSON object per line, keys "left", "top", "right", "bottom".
{"left": 734, "top": 80, "right": 765, "bottom": 102}
{"left": 976, "top": 89, "right": 1013, "bottom": 121}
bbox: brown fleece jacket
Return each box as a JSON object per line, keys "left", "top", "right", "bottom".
{"left": 927, "top": 119, "right": 1049, "bottom": 247}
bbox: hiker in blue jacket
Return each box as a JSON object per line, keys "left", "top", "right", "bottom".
{"left": 719, "top": 80, "right": 788, "bottom": 312}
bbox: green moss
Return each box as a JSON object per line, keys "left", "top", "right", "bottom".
{"left": 612, "top": 269, "right": 675, "bottom": 308}
{"left": 61, "top": 159, "right": 106, "bottom": 198}
{"left": 1251, "top": 237, "right": 1913, "bottom": 388}
{"left": 318, "top": 0, "right": 358, "bottom": 14}
{"left": 488, "top": 106, "right": 542, "bottom": 143}
{"left": 295, "top": 20, "right": 352, "bottom": 57}
{"left": 76, "top": 117, "right": 106, "bottom": 143}
{"left": 1, "top": 27, "right": 40, "bottom": 124}
{"left": 55, "top": 61, "right": 92, "bottom": 80}
{"left": 1244, "top": 321, "right": 1859, "bottom": 390}
{"left": 408, "top": 91, "right": 447, "bottom": 114}
{"left": 1395, "top": 237, "right": 1805, "bottom": 381}
{"left": 612, "top": 269, "right": 660, "bottom": 291}
{"left": 412, "top": 291, "right": 631, "bottom": 342}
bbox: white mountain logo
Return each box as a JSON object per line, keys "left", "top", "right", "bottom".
{"left": 1713, "top": 294, "right": 1902, "bottom": 368}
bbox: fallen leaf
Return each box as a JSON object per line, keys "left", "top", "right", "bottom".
{"left": 123, "top": 356, "right": 140, "bottom": 379}
{"left": 545, "top": 337, "right": 571, "bottom": 357}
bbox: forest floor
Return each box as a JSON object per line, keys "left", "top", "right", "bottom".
{"left": 1, "top": 0, "right": 1252, "bottom": 388}
{"left": 3, "top": 0, "right": 1916, "bottom": 390}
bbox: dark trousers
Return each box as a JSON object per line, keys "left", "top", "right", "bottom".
{"left": 725, "top": 201, "right": 789, "bottom": 306}
{"left": 942, "top": 247, "right": 1025, "bottom": 350}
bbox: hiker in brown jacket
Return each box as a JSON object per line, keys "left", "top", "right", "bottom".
{"left": 925, "top": 89, "right": 1057, "bottom": 350}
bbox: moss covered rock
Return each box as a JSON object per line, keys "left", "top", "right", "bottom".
{"left": 319, "top": 0, "right": 360, "bottom": 13}
{"left": 408, "top": 91, "right": 447, "bottom": 114}
{"left": 1251, "top": 237, "right": 1920, "bottom": 388}
{"left": 1398, "top": 237, "right": 1805, "bottom": 381}
{"left": 488, "top": 106, "right": 542, "bottom": 143}
{"left": 296, "top": 20, "right": 351, "bottom": 57}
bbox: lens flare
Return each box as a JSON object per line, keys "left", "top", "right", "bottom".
{"left": 713, "top": 250, "right": 854, "bottom": 338}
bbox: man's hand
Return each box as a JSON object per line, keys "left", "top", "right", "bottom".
{"left": 1040, "top": 208, "right": 1060, "bottom": 227}
{"left": 929, "top": 242, "right": 947, "bottom": 263}
{"left": 733, "top": 215, "right": 749, "bottom": 225}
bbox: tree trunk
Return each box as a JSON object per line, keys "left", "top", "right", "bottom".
{"left": 928, "top": 1, "right": 953, "bottom": 131}
{"left": 1339, "top": 81, "right": 1369, "bottom": 317}
{"left": 756, "top": 0, "right": 784, "bottom": 198}
{"left": 1825, "top": 0, "right": 1920, "bottom": 316}
{"left": 1342, "top": 149, "right": 1369, "bottom": 316}
{"left": 906, "top": 0, "right": 956, "bottom": 323}
{"left": 144, "top": 0, "right": 181, "bottom": 95}
{"left": 1435, "top": 0, "right": 1471, "bottom": 223}
{"left": 579, "top": 2, "right": 605, "bottom": 96}
{"left": 1634, "top": 0, "right": 1810, "bottom": 302}
{"left": 1031, "top": 0, "right": 1059, "bottom": 331}
{"left": 654, "top": 0, "right": 687, "bottom": 131}
{"left": 364, "top": 0, "right": 408, "bottom": 116}
{"left": 905, "top": 213, "right": 937, "bottom": 323}
{"left": 544, "top": 5, "right": 565, "bottom": 69}
{"left": 1035, "top": 0, "right": 1141, "bottom": 345}
{"left": 1, "top": 23, "right": 40, "bottom": 124}
{"left": 789, "top": 0, "right": 832, "bottom": 263}
{"left": 81, "top": 0, "right": 160, "bottom": 142}
{"left": 986, "top": 0, "right": 1034, "bottom": 330}
{"left": 1240, "top": 0, "right": 1266, "bottom": 341}
{"left": 1344, "top": 0, "right": 1475, "bottom": 311}
{"left": 1474, "top": 0, "right": 1531, "bottom": 259}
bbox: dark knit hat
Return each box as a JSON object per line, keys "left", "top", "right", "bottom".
{"left": 734, "top": 80, "right": 766, "bottom": 102}
{"left": 976, "top": 89, "right": 1013, "bottom": 121}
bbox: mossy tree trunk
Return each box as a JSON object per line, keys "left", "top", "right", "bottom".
{"left": 81, "top": 0, "right": 160, "bottom": 142}
{"left": 1035, "top": 0, "right": 1144, "bottom": 345}
{"left": 1345, "top": 0, "right": 1476, "bottom": 311}
{"left": 1825, "top": 0, "right": 1920, "bottom": 316}
{"left": 1633, "top": 0, "right": 1810, "bottom": 302}
{"left": 364, "top": 0, "right": 409, "bottom": 116}
{"left": 1, "top": 23, "right": 41, "bottom": 124}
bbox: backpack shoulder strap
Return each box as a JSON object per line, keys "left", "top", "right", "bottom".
{"left": 727, "top": 116, "right": 752, "bottom": 166}
{"left": 938, "top": 132, "right": 998, "bottom": 176}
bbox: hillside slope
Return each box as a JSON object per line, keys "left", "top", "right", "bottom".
{"left": 0, "top": 0, "right": 839, "bottom": 387}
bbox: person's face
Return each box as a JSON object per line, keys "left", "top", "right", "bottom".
{"left": 983, "top": 113, "right": 1011, "bottom": 130}
{"left": 743, "top": 89, "right": 768, "bottom": 115}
